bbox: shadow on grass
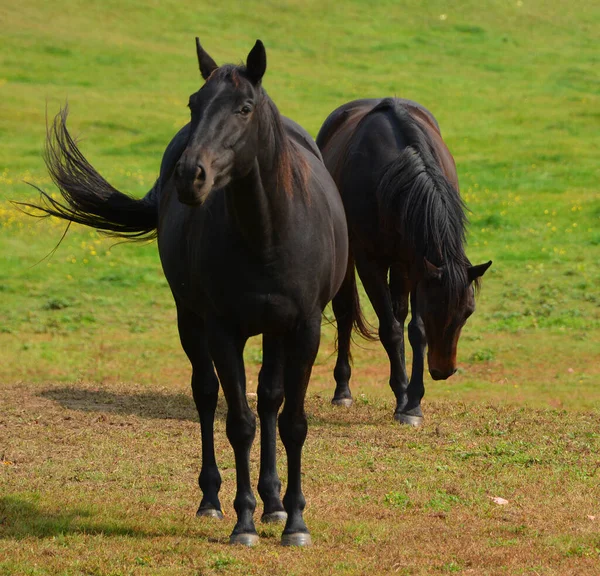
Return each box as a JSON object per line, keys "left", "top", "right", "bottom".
{"left": 39, "top": 387, "right": 385, "bottom": 427}
{"left": 39, "top": 387, "right": 227, "bottom": 422}
{"left": 0, "top": 496, "right": 229, "bottom": 543}
{"left": 0, "top": 496, "right": 150, "bottom": 539}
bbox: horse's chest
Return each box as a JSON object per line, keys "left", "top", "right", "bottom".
{"left": 197, "top": 249, "right": 304, "bottom": 335}
{"left": 159, "top": 200, "right": 324, "bottom": 334}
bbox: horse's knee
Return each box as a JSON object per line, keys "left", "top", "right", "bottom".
{"left": 226, "top": 410, "right": 256, "bottom": 447}
{"left": 278, "top": 411, "right": 307, "bottom": 447}
{"left": 257, "top": 382, "right": 284, "bottom": 416}
{"left": 408, "top": 320, "right": 425, "bottom": 348}
{"left": 392, "top": 300, "right": 409, "bottom": 324}
{"left": 379, "top": 321, "right": 403, "bottom": 347}
{"left": 191, "top": 371, "right": 219, "bottom": 408}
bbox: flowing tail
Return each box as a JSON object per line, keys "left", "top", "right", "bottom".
{"left": 336, "top": 253, "right": 377, "bottom": 344}
{"left": 17, "top": 107, "right": 158, "bottom": 239}
{"left": 348, "top": 263, "right": 376, "bottom": 341}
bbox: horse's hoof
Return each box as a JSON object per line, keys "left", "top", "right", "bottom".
{"left": 229, "top": 532, "right": 260, "bottom": 546}
{"left": 196, "top": 507, "right": 224, "bottom": 520}
{"left": 281, "top": 532, "right": 312, "bottom": 546}
{"left": 261, "top": 510, "right": 288, "bottom": 524}
{"left": 331, "top": 397, "right": 353, "bottom": 407}
{"left": 394, "top": 413, "right": 424, "bottom": 427}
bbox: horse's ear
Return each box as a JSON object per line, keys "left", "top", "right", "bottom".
{"left": 468, "top": 260, "right": 492, "bottom": 282}
{"left": 423, "top": 258, "right": 443, "bottom": 281}
{"left": 246, "top": 39, "right": 267, "bottom": 84}
{"left": 196, "top": 37, "right": 218, "bottom": 80}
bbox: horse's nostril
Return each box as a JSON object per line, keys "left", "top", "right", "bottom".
{"left": 195, "top": 163, "right": 206, "bottom": 183}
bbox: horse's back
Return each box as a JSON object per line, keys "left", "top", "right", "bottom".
{"left": 317, "top": 98, "right": 456, "bottom": 191}
{"left": 316, "top": 97, "right": 459, "bottom": 260}
{"left": 316, "top": 98, "right": 440, "bottom": 149}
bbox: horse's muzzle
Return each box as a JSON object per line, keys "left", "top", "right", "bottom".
{"left": 174, "top": 159, "right": 213, "bottom": 205}
{"left": 429, "top": 367, "right": 457, "bottom": 381}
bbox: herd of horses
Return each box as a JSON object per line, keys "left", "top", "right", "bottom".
{"left": 26, "top": 39, "right": 491, "bottom": 546}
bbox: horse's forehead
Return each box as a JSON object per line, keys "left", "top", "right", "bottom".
{"left": 427, "top": 278, "right": 472, "bottom": 309}
{"left": 205, "top": 68, "right": 254, "bottom": 98}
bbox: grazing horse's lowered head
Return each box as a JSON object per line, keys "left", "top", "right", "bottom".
{"left": 174, "top": 39, "right": 269, "bottom": 205}
{"left": 417, "top": 258, "right": 492, "bottom": 380}
{"left": 375, "top": 131, "right": 492, "bottom": 383}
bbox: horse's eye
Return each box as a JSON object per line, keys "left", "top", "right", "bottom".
{"left": 238, "top": 105, "right": 252, "bottom": 116}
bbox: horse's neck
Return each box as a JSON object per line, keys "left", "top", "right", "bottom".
{"left": 225, "top": 158, "right": 290, "bottom": 256}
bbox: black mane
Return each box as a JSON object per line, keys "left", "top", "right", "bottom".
{"left": 372, "top": 99, "right": 472, "bottom": 308}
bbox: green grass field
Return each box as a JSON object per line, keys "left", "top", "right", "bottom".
{"left": 1, "top": 1, "right": 599, "bottom": 574}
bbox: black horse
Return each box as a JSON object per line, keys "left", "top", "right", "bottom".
{"left": 316, "top": 98, "right": 491, "bottom": 426}
{"left": 25, "top": 40, "right": 349, "bottom": 546}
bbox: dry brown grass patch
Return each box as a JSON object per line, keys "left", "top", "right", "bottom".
{"left": 1, "top": 380, "right": 599, "bottom": 575}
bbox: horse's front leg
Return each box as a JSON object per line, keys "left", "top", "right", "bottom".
{"left": 257, "top": 334, "right": 287, "bottom": 523}
{"left": 390, "top": 266, "right": 424, "bottom": 426}
{"left": 207, "top": 321, "right": 258, "bottom": 546}
{"left": 176, "top": 302, "right": 223, "bottom": 518}
{"left": 279, "top": 316, "right": 321, "bottom": 546}
{"left": 406, "top": 292, "right": 426, "bottom": 415}
{"left": 355, "top": 253, "right": 421, "bottom": 425}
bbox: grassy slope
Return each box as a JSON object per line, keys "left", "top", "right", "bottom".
{"left": 1, "top": 0, "right": 599, "bottom": 573}
{"left": 1, "top": 0, "right": 598, "bottom": 407}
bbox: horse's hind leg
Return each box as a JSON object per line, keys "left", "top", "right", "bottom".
{"left": 331, "top": 253, "right": 356, "bottom": 407}
{"left": 176, "top": 302, "right": 223, "bottom": 518}
{"left": 279, "top": 316, "right": 321, "bottom": 546}
{"left": 257, "top": 335, "right": 287, "bottom": 523}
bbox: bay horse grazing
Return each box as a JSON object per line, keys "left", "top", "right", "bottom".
{"left": 25, "top": 40, "right": 348, "bottom": 546}
{"left": 316, "top": 98, "right": 491, "bottom": 426}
